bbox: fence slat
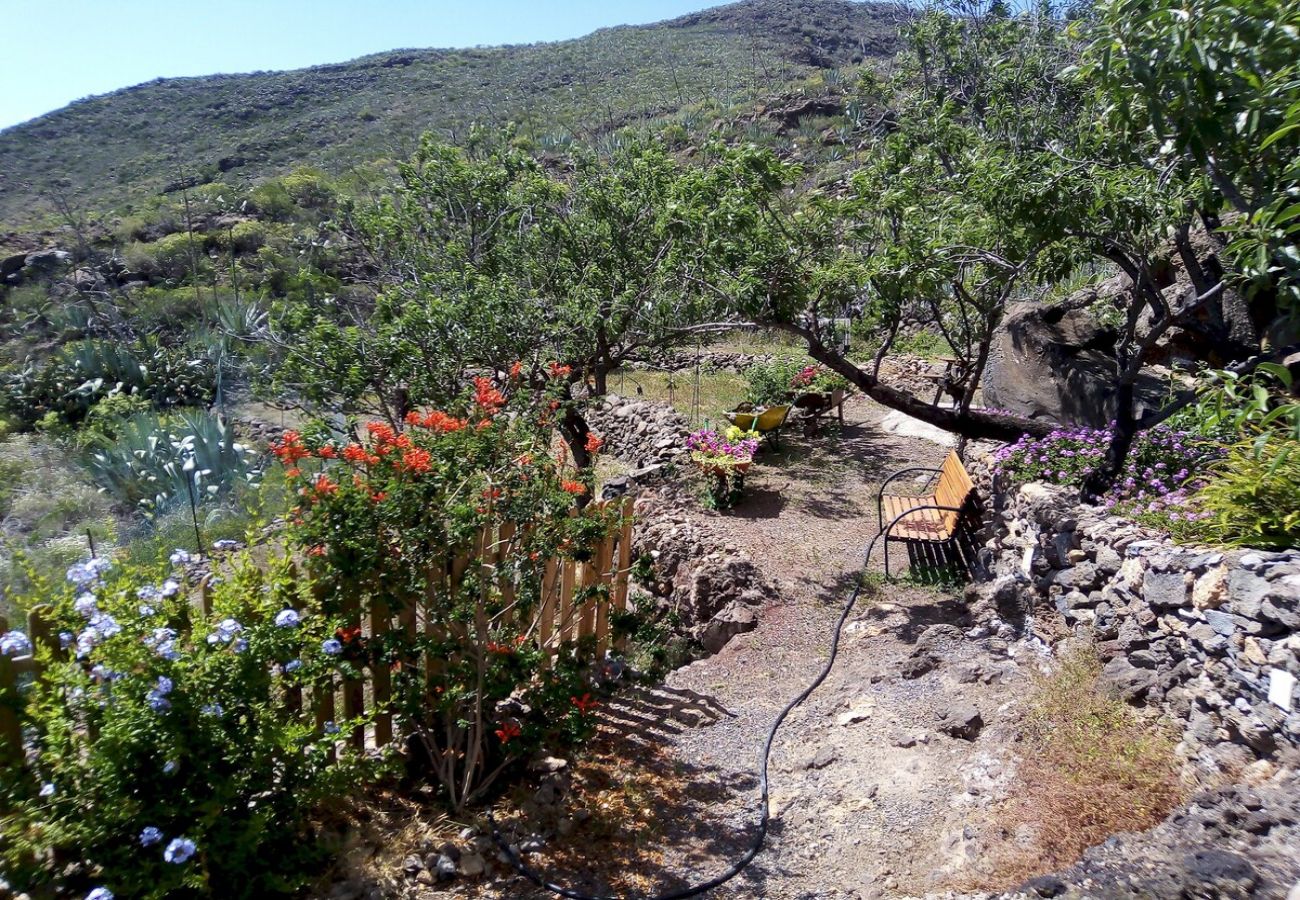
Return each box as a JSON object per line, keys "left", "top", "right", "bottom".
{"left": 370, "top": 597, "right": 392, "bottom": 748}
{"left": 593, "top": 534, "right": 614, "bottom": 659}
{"left": 340, "top": 591, "right": 364, "bottom": 751}
{"left": 556, "top": 560, "right": 577, "bottom": 646}
{"left": 613, "top": 498, "right": 634, "bottom": 651}
{"left": 313, "top": 673, "right": 336, "bottom": 762}
{"left": 538, "top": 558, "right": 558, "bottom": 656}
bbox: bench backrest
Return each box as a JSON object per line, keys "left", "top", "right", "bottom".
{"left": 934, "top": 450, "right": 975, "bottom": 533}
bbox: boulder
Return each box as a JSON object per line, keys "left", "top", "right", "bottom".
{"left": 983, "top": 298, "right": 1167, "bottom": 427}
{"left": 697, "top": 602, "right": 758, "bottom": 653}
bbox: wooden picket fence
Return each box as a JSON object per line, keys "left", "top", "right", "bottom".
{"left": 0, "top": 497, "right": 635, "bottom": 760}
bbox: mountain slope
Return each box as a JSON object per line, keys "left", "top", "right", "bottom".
{"left": 0, "top": 0, "right": 904, "bottom": 226}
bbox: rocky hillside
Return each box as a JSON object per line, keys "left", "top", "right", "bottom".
{"left": 0, "top": 0, "right": 903, "bottom": 226}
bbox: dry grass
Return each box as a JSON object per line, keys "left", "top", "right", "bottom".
{"left": 963, "top": 645, "right": 1186, "bottom": 891}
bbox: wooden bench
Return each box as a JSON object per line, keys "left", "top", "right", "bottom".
{"left": 875, "top": 450, "right": 976, "bottom": 577}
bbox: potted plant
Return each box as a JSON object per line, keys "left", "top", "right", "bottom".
{"left": 789, "top": 364, "right": 850, "bottom": 411}
{"left": 686, "top": 426, "right": 760, "bottom": 508}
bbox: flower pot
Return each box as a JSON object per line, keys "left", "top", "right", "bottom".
{"left": 694, "top": 459, "right": 752, "bottom": 478}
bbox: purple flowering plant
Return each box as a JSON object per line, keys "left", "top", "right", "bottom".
{"left": 994, "top": 424, "right": 1224, "bottom": 523}
{"left": 686, "top": 426, "right": 760, "bottom": 469}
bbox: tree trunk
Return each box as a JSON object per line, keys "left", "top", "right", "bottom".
{"left": 774, "top": 322, "right": 1053, "bottom": 442}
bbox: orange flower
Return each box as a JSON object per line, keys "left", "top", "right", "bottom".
{"left": 366, "top": 421, "right": 397, "bottom": 445}
{"left": 509, "top": 360, "right": 522, "bottom": 379}
{"left": 308, "top": 545, "right": 326, "bottom": 557}
{"left": 314, "top": 475, "right": 339, "bottom": 495}
{"left": 585, "top": 432, "right": 603, "bottom": 453}
{"left": 561, "top": 480, "right": 587, "bottom": 496}
{"left": 404, "top": 410, "right": 423, "bottom": 427}
{"left": 271, "top": 431, "right": 311, "bottom": 464}
{"left": 342, "top": 443, "right": 369, "bottom": 463}
{"left": 399, "top": 448, "right": 433, "bottom": 474}
{"left": 473, "top": 376, "right": 505, "bottom": 415}
{"left": 317, "top": 445, "right": 337, "bottom": 459}
{"left": 371, "top": 491, "right": 387, "bottom": 503}
{"left": 571, "top": 693, "right": 599, "bottom": 714}
{"left": 548, "top": 361, "right": 572, "bottom": 378}
{"left": 284, "top": 467, "right": 302, "bottom": 479}
{"left": 495, "top": 722, "right": 521, "bottom": 744}
{"left": 422, "top": 411, "right": 466, "bottom": 432}
{"left": 515, "top": 452, "right": 534, "bottom": 466}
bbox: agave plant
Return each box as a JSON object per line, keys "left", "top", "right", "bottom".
{"left": 81, "top": 409, "right": 263, "bottom": 516}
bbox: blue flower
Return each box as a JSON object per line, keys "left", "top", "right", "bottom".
{"left": 147, "top": 691, "right": 171, "bottom": 712}
{"left": 321, "top": 638, "right": 343, "bottom": 656}
{"left": 212, "top": 539, "right": 240, "bottom": 551}
{"left": 139, "top": 826, "right": 163, "bottom": 847}
{"left": 159, "top": 579, "right": 181, "bottom": 598}
{"left": 74, "top": 593, "right": 99, "bottom": 617}
{"left": 66, "top": 557, "right": 111, "bottom": 588}
{"left": 274, "top": 609, "right": 302, "bottom": 628}
{"left": 154, "top": 676, "right": 174, "bottom": 695}
{"left": 39, "top": 782, "right": 55, "bottom": 797}
{"left": 137, "top": 585, "right": 162, "bottom": 602}
{"left": 164, "top": 836, "right": 197, "bottom": 864}
{"left": 162, "top": 760, "right": 177, "bottom": 775}
{"left": 233, "top": 638, "right": 248, "bottom": 654}
{"left": 0, "top": 630, "right": 32, "bottom": 656}
{"left": 284, "top": 658, "right": 303, "bottom": 673}
{"left": 207, "top": 618, "right": 243, "bottom": 645}
{"left": 323, "top": 720, "right": 340, "bottom": 735}
{"left": 86, "top": 888, "right": 114, "bottom": 900}
{"left": 169, "top": 548, "right": 193, "bottom": 566}
{"left": 59, "top": 631, "right": 74, "bottom": 649}
{"left": 201, "top": 702, "right": 224, "bottom": 717}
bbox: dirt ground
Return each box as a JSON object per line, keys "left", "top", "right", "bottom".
{"left": 337, "top": 397, "right": 1049, "bottom": 900}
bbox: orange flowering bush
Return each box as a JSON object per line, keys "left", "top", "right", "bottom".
{"left": 273, "top": 368, "right": 619, "bottom": 809}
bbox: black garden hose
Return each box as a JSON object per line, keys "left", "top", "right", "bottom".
{"left": 488, "top": 531, "right": 888, "bottom": 899}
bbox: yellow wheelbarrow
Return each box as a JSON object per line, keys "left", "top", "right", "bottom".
{"left": 725, "top": 404, "right": 792, "bottom": 447}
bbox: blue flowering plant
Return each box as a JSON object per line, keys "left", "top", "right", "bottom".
{"left": 0, "top": 550, "right": 380, "bottom": 899}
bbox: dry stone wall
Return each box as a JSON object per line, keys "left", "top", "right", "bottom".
{"left": 972, "top": 479, "right": 1300, "bottom": 781}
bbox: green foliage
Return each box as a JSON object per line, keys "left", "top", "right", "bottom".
{"left": 1088, "top": 0, "right": 1300, "bottom": 309}
{"left": 1169, "top": 436, "right": 1300, "bottom": 548}
{"left": 124, "top": 231, "right": 208, "bottom": 281}
{"left": 1, "top": 340, "right": 215, "bottom": 430}
{"left": 0, "top": 553, "right": 380, "bottom": 898}
{"left": 743, "top": 357, "right": 807, "bottom": 406}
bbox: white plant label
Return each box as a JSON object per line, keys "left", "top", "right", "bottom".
{"left": 1268, "top": 668, "right": 1295, "bottom": 712}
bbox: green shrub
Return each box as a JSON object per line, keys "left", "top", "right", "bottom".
{"left": 1166, "top": 436, "right": 1300, "bottom": 549}
{"left": 1, "top": 339, "right": 215, "bottom": 429}
{"left": 0, "top": 553, "right": 381, "bottom": 898}
{"left": 282, "top": 369, "right": 619, "bottom": 810}
{"left": 123, "top": 232, "right": 208, "bottom": 282}
{"left": 743, "top": 357, "right": 806, "bottom": 405}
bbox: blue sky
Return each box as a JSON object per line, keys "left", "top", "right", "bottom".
{"left": 0, "top": 0, "right": 725, "bottom": 130}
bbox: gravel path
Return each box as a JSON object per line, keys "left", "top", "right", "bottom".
{"left": 348, "top": 399, "right": 1042, "bottom": 899}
